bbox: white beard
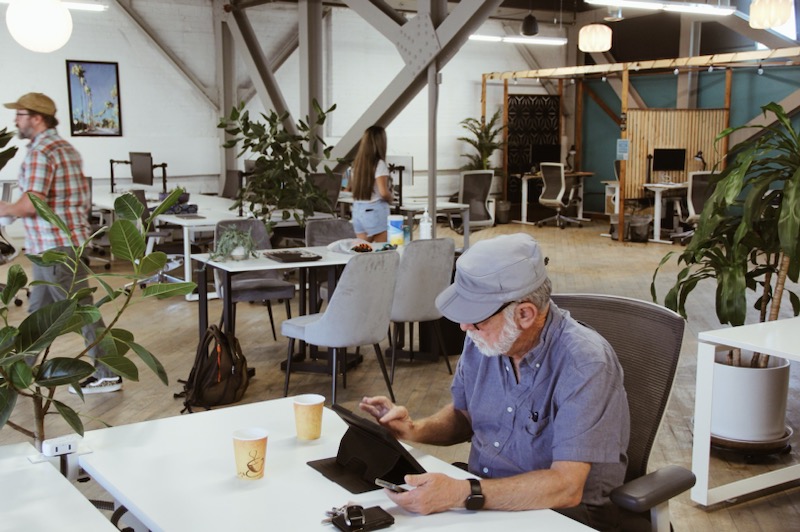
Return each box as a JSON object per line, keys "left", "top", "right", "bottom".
{"left": 467, "top": 308, "right": 521, "bottom": 357}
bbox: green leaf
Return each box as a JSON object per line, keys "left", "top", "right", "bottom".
{"left": 149, "top": 189, "right": 183, "bottom": 218}
{"left": 139, "top": 251, "right": 167, "bottom": 276}
{"left": 29, "top": 194, "right": 71, "bottom": 239}
{"left": 0, "top": 265, "right": 27, "bottom": 307}
{"left": 16, "top": 300, "right": 77, "bottom": 358}
{"left": 113, "top": 193, "right": 144, "bottom": 222}
{"left": 97, "top": 356, "right": 139, "bottom": 381}
{"left": 9, "top": 360, "right": 33, "bottom": 389}
{"left": 0, "top": 326, "right": 19, "bottom": 358}
{"left": 109, "top": 219, "right": 146, "bottom": 262}
{"left": 0, "top": 385, "right": 18, "bottom": 429}
{"left": 128, "top": 341, "right": 168, "bottom": 385}
{"left": 53, "top": 399, "right": 84, "bottom": 436}
{"left": 141, "top": 282, "right": 196, "bottom": 299}
{"left": 36, "top": 357, "right": 95, "bottom": 387}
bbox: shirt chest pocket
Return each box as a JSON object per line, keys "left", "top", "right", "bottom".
{"left": 524, "top": 410, "right": 551, "bottom": 437}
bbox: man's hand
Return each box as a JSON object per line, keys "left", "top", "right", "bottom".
{"left": 359, "top": 396, "right": 415, "bottom": 440}
{"left": 382, "top": 473, "right": 469, "bottom": 515}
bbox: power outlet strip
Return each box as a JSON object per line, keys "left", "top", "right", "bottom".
{"left": 41, "top": 434, "right": 83, "bottom": 457}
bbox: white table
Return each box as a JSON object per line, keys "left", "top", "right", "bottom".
{"left": 93, "top": 191, "right": 333, "bottom": 299}
{"left": 691, "top": 317, "right": 800, "bottom": 506}
{"left": 0, "top": 442, "right": 117, "bottom": 531}
{"left": 514, "top": 171, "right": 593, "bottom": 225}
{"left": 78, "top": 398, "right": 591, "bottom": 531}
{"left": 642, "top": 182, "right": 688, "bottom": 244}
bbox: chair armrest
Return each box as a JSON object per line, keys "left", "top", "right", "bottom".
{"left": 610, "top": 465, "right": 696, "bottom": 514}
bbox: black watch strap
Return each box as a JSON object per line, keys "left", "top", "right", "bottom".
{"left": 465, "top": 478, "right": 485, "bottom": 510}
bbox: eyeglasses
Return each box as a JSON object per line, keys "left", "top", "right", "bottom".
{"left": 15, "top": 112, "right": 30, "bottom": 117}
{"left": 473, "top": 301, "right": 514, "bottom": 331}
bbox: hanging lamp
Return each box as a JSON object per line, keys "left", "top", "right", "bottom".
{"left": 521, "top": 0, "right": 539, "bottom": 36}
{"left": 5, "top": 0, "right": 72, "bottom": 53}
{"left": 579, "top": 24, "right": 612, "bottom": 53}
{"left": 749, "top": 0, "right": 792, "bottom": 29}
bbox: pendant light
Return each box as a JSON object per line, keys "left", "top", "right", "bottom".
{"left": 5, "top": 0, "right": 73, "bottom": 53}
{"left": 521, "top": 0, "right": 539, "bottom": 36}
{"left": 579, "top": 24, "right": 612, "bottom": 53}
{"left": 749, "top": 0, "right": 792, "bottom": 29}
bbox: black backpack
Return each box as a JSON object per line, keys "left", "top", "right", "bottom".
{"left": 175, "top": 325, "right": 250, "bottom": 413}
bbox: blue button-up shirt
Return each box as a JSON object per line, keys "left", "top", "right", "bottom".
{"left": 451, "top": 302, "right": 630, "bottom": 507}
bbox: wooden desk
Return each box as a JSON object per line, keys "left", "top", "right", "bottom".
{"left": 691, "top": 317, "right": 800, "bottom": 506}
{"left": 0, "top": 442, "right": 116, "bottom": 531}
{"left": 514, "top": 171, "right": 594, "bottom": 225}
{"left": 78, "top": 398, "right": 592, "bottom": 531}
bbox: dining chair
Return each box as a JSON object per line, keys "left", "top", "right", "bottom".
{"left": 282, "top": 251, "right": 399, "bottom": 404}
{"left": 305, "top": 218, "right": 356, "bottom": 305}
{"left": 550, "top": 293, "right": 695, "bottom": 532}
{"left": 388, "top": 238, "right": 455, "bottom": 383}
{"left": 448, "top": 170, "right": 494, "bottom": 234}
{"left": 214, "top": 219, "right": 295, "bottom": 340}
{"left": 537, "top": 162, "right": 582, "bottom": 229}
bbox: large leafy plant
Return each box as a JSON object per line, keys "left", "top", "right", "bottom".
{"left": 458, "top": 108, "right": 505, "bottom": 171}
{"left": 652, "top": 102, "right": 800, "bottom": 367}
{"left": 0, "top": 190, "right": 195, "bottom": 449}
{"left": 217, "top": 101, "right": 336, "bottom": 231}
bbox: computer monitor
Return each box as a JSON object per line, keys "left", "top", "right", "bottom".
{"left": 129, "top": 152, "right": 154, "bottom": 187}
{"left": 652, "top": 148, "right": 686, "bottom": 172}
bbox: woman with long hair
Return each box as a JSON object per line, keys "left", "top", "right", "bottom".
{"left": 350, "top": 125, "right": 393, "bottom": 242}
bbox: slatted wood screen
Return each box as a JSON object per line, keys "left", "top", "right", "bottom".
{"left": 625, "top": 109, "right": 727, "bottom": 199}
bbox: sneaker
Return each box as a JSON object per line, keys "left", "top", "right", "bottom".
{"left": 68, "top": 376, "right": 123, "bottom": 395}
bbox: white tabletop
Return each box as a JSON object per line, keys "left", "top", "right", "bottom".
{"left": 698, "top": 316, "right": 800, "bottom": 361}
{"left": 0, "top": 442, "right": 116, "bottom": 531}
{"left": 79, "top": 399, "right": 590, "bottom": 532}
{"left": 643, "top": 182, "right": 688, "bottom": 191}
{"left": 191, "top": 245, "right": 353, "bottom": 273}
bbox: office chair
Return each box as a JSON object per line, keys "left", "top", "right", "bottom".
{"left": 307, "top": 172, "right": 342, "bottom": 214}
{"left": 84, "top": 176, "right": 112, "bottom": 270}
{"left": 671, "top": 171, "right": 716, "bottom": 245}
{"left": 214, "top": 219, "right": 295, "bottom": 340}
{"left": 388, "top": 238, "right": 455, "bottom": 383}
{"left": 448, "top": 170, "right": 494, "bottom": 234}
{"left": 550, "top": 293, "right": 695, "bottom": 532}
{"left": 129, "top": 152, "right": 168, "bottom": 194}
{"left": 130, "top": 190, "right": 185, "bottom": 286}
{"left": 537, "top": 162, "right": 582, "bottom": 229}
{"left": 282, "top": 251, "right": 398, "bottom": 404}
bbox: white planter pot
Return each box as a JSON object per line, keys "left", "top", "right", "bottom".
{"left": 711, "top": 351, "right": 790, "bottom": 442}
{"left": 230, "top": 246, "right": 247, "bottom": 261}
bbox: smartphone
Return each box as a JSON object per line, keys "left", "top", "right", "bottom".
{"left": 374, "top": 478, "right": 408, "bottom": 493}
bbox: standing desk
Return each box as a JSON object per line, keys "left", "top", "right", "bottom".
{"left": 0, "top": 442, "right": 116, "bottom": 531}
{"left": 514, "top": 171, "right": 593, "bottom": 225}
{"left": 78, "top": 398, "right": 592, "bottom": 532}
{"left": 691, "top": 317, "right": 800, "bottom": 506}
{"left": 642, "top": 182, "right": 688, "bottom": 244}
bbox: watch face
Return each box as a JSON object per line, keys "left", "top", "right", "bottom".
{"left": 466, "top": 494, "right": 485, "bottom": 511}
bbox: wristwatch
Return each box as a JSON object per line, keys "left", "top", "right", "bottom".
{"left": 465, "top": 478, "right": 485, "bottom": 510}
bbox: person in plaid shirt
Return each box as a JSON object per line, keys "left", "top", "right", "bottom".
{"left": 1, "top": 93, "right": 121, "bottom": 394}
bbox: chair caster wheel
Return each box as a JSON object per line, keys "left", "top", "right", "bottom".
{"left": 104, "top": 263, "right": 111, "bottom": 270}
{"left": 559, "top": 225, "right": 565, "bottom": 229}
{"left": 14, "top": 298, "right": 22, "bottom": 307}
{"left": 578, "top": 223, "right": 583, "bottom": 228}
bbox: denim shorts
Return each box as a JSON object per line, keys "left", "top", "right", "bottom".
{"left": 352, "top": 200, "right": 390, "bottom": 236}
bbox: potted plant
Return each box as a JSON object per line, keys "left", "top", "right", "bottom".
{"left": 217, "top": 100, "right": 337, "bottom": 233}
{"left": 651, "top": 102, "right": 800, "bottom": 444}
{"left": 458, "top": 109, "right": 508, "bottom": 222}
{"left": 210, "top": 226, "right": 257, "bottom": 261}
{"left": 0, "top": 189, "right": 196, "bottom": 451}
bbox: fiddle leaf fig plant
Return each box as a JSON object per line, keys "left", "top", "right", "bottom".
{"left": 0, "top": 189, "right": 196, "bottom": 450}
{"left": 217, "top": 100, "right": 336, "bottom": 232}
{"left": 652, "top": 102, "right": 800, "bottom": 367}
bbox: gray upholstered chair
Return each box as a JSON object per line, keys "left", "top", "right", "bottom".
{"left": 550, "top": 293, "right": 695, "bottom": 532}
{"left": 305, "top": 218, "right": 356, "bottom": 305}
{"left": 282, "top": 251, "right": 398, "bottom": 403}
{"left": 214, "top": 219, "right": 295, "bottom": 340}
{"left": 448, "top": 170, "right": 494, "bottom": 233}
{"left": 537, "top": 162, "right": 582, "bottom": 229}
{"left": 388, "top": 238, "right": 455, "bottom": 383}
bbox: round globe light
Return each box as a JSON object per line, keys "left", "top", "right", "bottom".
{"left": 579, "top": 24, "right": 612, "bottom": 53}
{"left": 6, "top": 0, "right": 73, "bottom": 53}
{"left": 749, "top": 0, "right": 792, "bottom": 29}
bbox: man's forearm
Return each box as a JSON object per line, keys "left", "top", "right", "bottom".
{"left": 480, "top": 462, "right": 590, "bottom": 511}
{"left": 410, "top": 404, "right": 473, "bottom": 445}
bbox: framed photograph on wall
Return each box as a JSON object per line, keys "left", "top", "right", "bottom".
{"left": 66, "top": 60, "right": 122, "bottom": 137}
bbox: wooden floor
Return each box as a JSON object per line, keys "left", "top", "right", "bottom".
{"left": 1, "top": 220, "right": 799, "bottom": 530}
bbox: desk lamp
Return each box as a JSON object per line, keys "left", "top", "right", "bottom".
{"left": 694, "top": 151, "right": 707, "bottom": 171}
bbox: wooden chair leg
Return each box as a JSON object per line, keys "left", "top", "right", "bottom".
{"left": 374, "top": 343, "right": 395, "bottom": 403}
{"left": 433, "top": 319, "right": 453, "bottom": 375}
{"left": 283, "top": 338, "right": 296, "bottom": 396}
{"left": 266, "top": 300, "right": 277, "bottom": 341}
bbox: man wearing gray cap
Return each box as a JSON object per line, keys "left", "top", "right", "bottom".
{"left": 361, "top": 233, "right": 629, "bottom": 529}
{"left": 0, "top": 92, "right": 119, "bottom": 394}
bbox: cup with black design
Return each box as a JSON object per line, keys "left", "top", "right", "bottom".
{"left": 293, "top": 394, "right": 325, "bottom": 440}
{"left": 232, "top": 427, "right": 268, "bottom": 479}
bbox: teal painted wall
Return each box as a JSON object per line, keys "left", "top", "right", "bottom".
{"left": 580, "top": 66, "right": 800, "bottom": 213}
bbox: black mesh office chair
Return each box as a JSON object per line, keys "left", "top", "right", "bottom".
{"left": 550, "top": 293, "right": 695, "bottom": 532}
{"left": 448, "top": 170, "right": 494, "bottom": 234}
{"left": 538, "top": 162, "right": 582, "bottom": 229}
{"left": 671, "top": 171, "right": 716, "bottom": 245}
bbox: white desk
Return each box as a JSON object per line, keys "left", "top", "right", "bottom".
{"left": 642, "top": 182, "right": 688, "bottom": 244}
{"left": 514, "top": 171, "right": 593, "bottom": 225}
{"left": 0, "top": 442, "right": 117, "bottom": 531}
{"left": 78, "top": 398, "right": 591, "bottom": 531}
{"left": 93, "top": 191, "right": 333, "bottom": 299}
{"left": 691, "top": 317, "right": 800, "bottom": 506}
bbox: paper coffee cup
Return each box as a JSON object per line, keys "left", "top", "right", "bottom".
{"left": 293, "top": 394, "right": 325, "bottom": 440}
{"left": 232, "top": 428, "right": 268, "bottom": 479}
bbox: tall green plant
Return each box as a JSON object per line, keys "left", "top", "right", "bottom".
{"left": 0, "top": 127, "right": 18, "bottom": 170}
{"left": 652, "top": 103, "right": 800, "bottom": 365}
{"left": 0, "top": 190, "right": 195, "bottom": 449}
{"left": 218, "top": 101, "right": 336, "bottom": 231}
{"left": 458, "top": 109, "right": 505, "bottom": 171}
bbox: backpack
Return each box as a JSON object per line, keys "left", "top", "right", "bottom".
{"left": 175, "top": 325, "right": 250, "bottom": 413}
